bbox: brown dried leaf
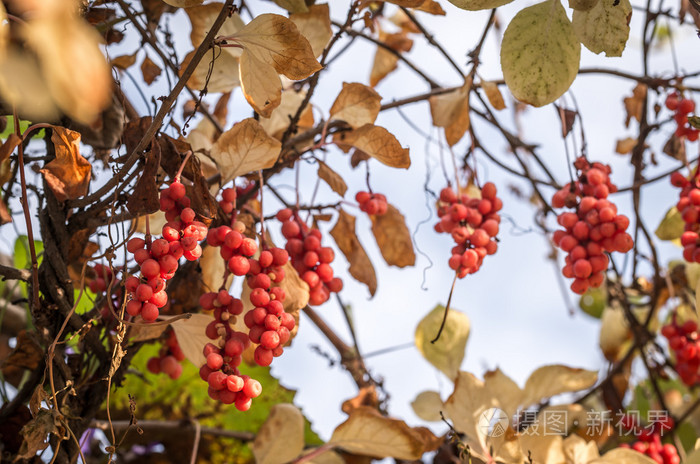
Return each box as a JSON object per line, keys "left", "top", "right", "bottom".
{"left": 664, "top": 134, "right": 686, "bottom": 161}
{"left": 370, "top": 204, "right": 415, "bottom": 267}
{"left": 342, "top": 385, "right": 379, "bottom": 415}
{"left": 200, "top": 243, "right": 232, "bottom": 292}
{"left": 252, "top": 404, "right": 305, "bottom": 464}
{"left": 330, "top": 82, "right": 382, "bottom": 129}
{"left": 127, "top": 142, "right": 161, "bottom": 216}
{"left": 0, "top": 133, "right": 21, "bottom": 165}
{"left": 181, "top": 49, "right": 241, "bottom": 93}
{"left": 240, "top": 49, "right": 283, "bottom": 117}
{"left": 318, "top": 161, "right": 348, "bottom": 197}
{"left": 260, "top": 89, "right": 313, "bottom": 139}
{"left": 167, "top": 313, "right": 216, "bottom": 367}
{"left": 110, "top": 52, "right": 138, "bottom": 70}
{"left": 0, "top": 197, "right": 11, "bottom": 225}
{"left": 370, "top": 47, "right": 399, "bottom": 87}
{"left": 482, "top": 80, "right": 506, "bottom": 110}
{"left": 329, "top": 406, "right": 441, "bottom": 460}
{"left": 141, "top": 56, "right": 162, "bottom": 85}
{"left": 186, "top": 155, "right": 218, "bottom": 224}
{"left": 330, "top": 209, "right": 377, "bottom": 296}
{"left": 16, "top": 409, "right": 61, "bottom": 460}
{"left": 210, "top": 118, "right": 282, "bottom": 184}
{"left": 414, "top": 0, "right": 447, "bottom": 14}
{"left": 623, "top": 83, "right": 647, "bottom": 127}
{"left": 1, "top": 330, "right": 42, "bottom": 381}
{"left": 350, "top": 150, "right": 370, "bottom": 168}
{"left": 123, "top": 117, "right": 153, "bottom": 156}
{"left": 333, "top": 124, "right": 410, "bottom": 169}
{"left": 290, "top": 4, "right": 333, "bottom": 57}
{"left": 429, "top": 78, "right": 471, "bottom": 146}
{"left": 128, "top": 322, "right": 168, "bottom": 342}
{"left": 520, "top": 365, "right": 598, "bottom": 409}
{"left": 615, "top": 137, "right": 637, "bottom": 155}
{"left": 162, "top": 0, "right": 204, "bottom": 7}
{"left": 41, "top": 127, "right": 92, "bottom": 202}
{"left": 384, "top": 0, "right": 427, "bottom": 7}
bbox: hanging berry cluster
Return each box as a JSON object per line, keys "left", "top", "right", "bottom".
{"left": 355, "top": 191, "right": 388, "bottom": 215}
{"left": 147, "top": 330, "right": 185, "bottom": 380}
{"left": 124, "top": 180, "right": 207, "bottom": 322}
{"left": 277, "top": 208, "right": 342, "bottom": 305}
{"left": 662, "top": 319, "right": 700, "bottom": 386}
{"left": 434, "top": 182, "right": 502, "bottom": 278}
{"left": 670, "top": 171, "right": 700, "bottom": 263}
{"left": 202, "top": 217, "right": 296, "bottom": 408}
{"left": 551, "top": 157, "right": 633, "bottom": 295}
{"left": 665, "top": 92, "right": 698, "bottom": 141}
{"left": 618, "top": 413, "right": 678, "bottom": 464}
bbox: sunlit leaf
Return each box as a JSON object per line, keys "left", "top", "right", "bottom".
{"left": 252, "top": 404, "right": 305, "bottom": 464}
{"left": 40, "top": 127, "right": 92, "bottom": 201}
{"left": 370, "top": 204, "right": 416, "bottom": 267}
{"left": 573, "top": 0, "right": 632, "bottom": 57}
{"left": 414, "top": 305, "right": 469, "bottom": 380}
{"left": 330, "top": 82, "right": 382, "bottom": 129}
{"left": 655, "top": 206, "right": 684, "bottom": 241}
{"left": 410, "top": 391, "right": 443, "bottom": 422}
{"left": 290, "top": 4, "right": 332, "bottom": 57}
{"left": 333, "top": 124, "right": 410, "bottom": 169}
{"left": 330, "top": 209, "right": 377, "bottom": 296}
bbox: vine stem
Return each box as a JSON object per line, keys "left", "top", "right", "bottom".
{"left": 175, "top": 150, "right": 193, "bottom": 182}
{"left": 431, "top": 273, "right": 458, "bottom": 343}
{"left": 13, "top": 106, "right": 40, "bottom": 311}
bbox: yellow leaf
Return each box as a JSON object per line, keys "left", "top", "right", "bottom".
{"left": 187, "top": 4, "right": 245, "bottom": 46}
{"left": 200, "top": 244, "right": 232, "bottom": 292}
{"left": 333, "top": 124, "right": 410, "bottom": 169}
{"left": 290, "top": 4, "right": 332, "bottom": 57}
{"left": 500, "top": 0, "right": 581, "bottom": 107}
{"left": 239, "top": 49, "right": 283, "bottom": 117}
{"left": 446, "top": 0, "right": 514, "bottom": 10}
{"left": 482, "top": 80, "right": 506, "bottom": 110}
{"left": 370, "top": 46, "right": 399, "bottom": 87}
{"left": 415, "top": 305, "right": 469, "bottom": 379}
{"left": 40, "top": 127, "right": 92, "bottom": 202}
{"left": 615, "top": 137, "right": 637, "bottom": 154}
{"left": 429, "top": 79, "right": 471, "bottom": 146}
{"left": 569, "top": 0, "right": 601, "bottom": 9}
{"left": 167, "top": 313, "right": 216, "bottom": 367}
{"left": 317, "top": 160, "right": 348, "bottom": 197}
{"left": 162, "top": 0, "right": 204, "bottom": 7}
{"left": 329, "top": 406, "right": 441, "bottom": 459}
{"left": 410, "top": 391, "right": 443, "bottom": 422}
{"left": 370, "top": 204, "right": 416, "bottom": 267}
{"left": 330, "top": 82, "right": 382, "bottom": 129}
{"left": 23, "top": 1, "right": 112, "bottom": 124}
{"left": 520, "top": 365, "right": 597, "bottom": 408}
{"left": 231, "top": 14, "right": 322, "bottom": 80}
{"left": 210, "top": 118, "right": 282, "bottom": 184}
{"left": 573, "top": 0, "right": 632, "bottom": 57}
{"left": 180, "top": 50, "right": 240, "bottom": 93}
{"left": 563, "top": 434, "right": 600, "bottom": 464}
{"left": 260, "top": 89, "right": 314, "bottom": 139}
{"left": 110, "top": 52, "right": 138, "bottom": 70}
{"left": 599, "top": 305, "right": 632, "bottom": 361}
{"left": 655, "top": 206, "right": 684, "bottom": 241}
{"left": 251, "top": 404, "right": 305, "bottom": 464}
{"left": 330, "top": 209, "right": 377, "bottom": 296}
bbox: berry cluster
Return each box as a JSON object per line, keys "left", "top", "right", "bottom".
{"left": 662, "top": 319, "right": 700, "bottom": 386}
{"left": 670, "top": 172, "right": 700, "bottom": 263}
{"left": 277, "top": 208, "right": 342, "bottom": 305}
{"left": 665, "top": 92, "right": 698, "bottom": 141}
{"left": 355, "top": 191, "right": 388, "bottom": 215}
{"left": 124, "top": 181, "right": 207, "bottom": 322}
{"left": 434, "top": 182, "right": 502, "bottom": 278}
{"left": 198, "top": 289, "right": 261, "bottom": 410}
{"left": 551, "top": 158, "right": 633, "bottom": 295}
{"left": 147, "top": 330, "right": 185, "bottom": 380}
{"left": 218, "top": 187, "right": 236, "bottom": 214}
{"left": 618, "top": 413, "right": 677, "bottom": 464}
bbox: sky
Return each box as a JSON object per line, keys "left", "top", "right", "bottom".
{"left": 2, "top": 0, "right": 699, "bottom": 447}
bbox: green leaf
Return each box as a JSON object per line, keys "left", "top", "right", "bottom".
{"left": 578, "top": 285, "right": 607, "bottom": 318}
{"left": 445, "top": 0, "right": 514, "bottom": 11}
{"left": 414, "top": 305, "right": 469, "bottom": 380}
{"left": 572, "top": 0, "right": 632, "bottom": 57}
{"left": 13, "top": 235, "right": 43, "bottom": 299}
{"left": 0, "top": 116, "right": 45, "bottom": 140}
{"left": 689, "top": 116, "right": 700, "bottom": 130}
{"left": 500, "top": 0, "right": 581, "bottom": 107}
{"left": 655, "top": 206, "right": 684, "bottom": 241}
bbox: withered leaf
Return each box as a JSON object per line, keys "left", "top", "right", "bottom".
{"left": 1, "top": 330, "right": 43, "bottom": 380}
{"left": 330, "top": 82, "right": 382, "bottom": 129}
{"left": 615, "top": 137, "right": 637, "bottom": 155}
{"left": 370, "top": 47, "right": 399, "bottom": 87}
{"left": 123, "top": 117, "right": 153, "bottom": 156}
{"left": 162, "top": 0, "right": 204, "bottom": 7}
{"left": 185, "top": 155, "right": 218, "bottom": 224}
{"left": 271, "top": 0, "right": 309, "bottom": 13}
{"left": 260, "top": 89, "right": 314, "bottom": 139}
{"left": 623, "top": 83, "right": 647, "bottom": 127}
{"left": 210, "top": 118, "right": 282, "bottom": 184}
{"left": 384, "top": 0, "right": 427, "bottom": 6}
{"left": 252, "top": 404, "right": 305, "bottom": 464}
{"left": 141, "top": 56, "right": 162, "bottom": 85}
{"left": 663, "top": 134, "right": 686, "bottom": 161}
{"left": 370, "top": 204, "right": 415, "bottom": 267}
{"left": 127, "top": 141, "right": 162, "bottom": 216}
{"left": 481, "top": 80, "right": 506, "bottom": 110}
{"left": 16, "top": 409, "right": 62, "bottom": 460}
{"left": 415, "top": 0, "right": 447, "bottom": 14}
{"left": 0, "top": 196, "right": 11, "bottom": 225}
{"left": 0, "top": 133, "right": 21, "bottom": 164}
{"left": 167, "top": 313, "right": 216, "bottom": 367}
{"left": 330, "top": 209, "right": 377, "bottom": 296}
{"left": 317, "top": 160, "right": 348, "bottom": 197}
{"left": 239, "top": 50, "right": 283, "bottom": 117}
{"left": 290, "top": 4, "right": 333, "bottom": 57}
{"left": 111, "top": 52, "right": 138, "bottom": 70}
{"left": 41, "top": 127, "right": 92, "bottom": 202}
{"left": 333, "top": 124, "right": 410, "bottom": 169}
{"left": 180, "top": 50, "right": 241, "bottom": 93}
{"left": 429, "top": 78, "right": 471, "bottom": 146}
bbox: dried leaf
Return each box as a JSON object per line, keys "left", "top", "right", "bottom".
{"left": 239, "top": 50, "right": 283, "bottom": 117}
{"left": 252, "top": 404, "right": 305, "bottom": 464}
{"left": 290, "top": 4, "right": 333, "bottom": 57}
{"left": 0, "top": 133, "right": 21, "bottom": 165}
{"left": 370, "top": 204, "right": 415, "bottom": 267}
{"left": 128, "top": 323, "right": 168, "bottom": 342}
{"left": 1, "top": 330, "right": 43, "bottom": 380}
{"left": 333, "top": 124, "right": 410, "bottom": 169}
{"left": 271, "top": 0, "right": 309, "bottom": 12}
{"left": 572, "top": 0, "right": 632, "bottom": 57}
{"left": 330, "top": 209, "right": 377, "bottom": 296}
{"left": 385, "top": 0, "right": 427, "bottom": 6}
{"left": 0, "top": 49, "right": 60, "bottom": 123}
{"left": 342, "top": 386, "right": 380, "bottom": 414}
{"left": 111, "top": 52, "right": 138, "bottom": 70}
{"left": 168, "top": 313, "right": 216, "bottom": 367}
{"left": 429, "top": 79, "right": 471, "bottom": 146}
{"left": 411, "top": 391, "right": 443, "bottom": 422}
{"left": 180, "top": 49, "right": 241, "bottom": 93}
{"left": 162, "top": 0, "right": 204, "bottom": 7}
{"left": 329, "top": 406, "right": 441, "bottom": 460}
{"left": 210, "top": 118, "right": 282, "bottom": 184}
{"left": 599, "top": 305, "right": 631, "bottom": 362}
{"left": 317, "top": 161, "right": 348, "bottom": 197}
{"left": 141, "top": 56, "right": 162, "bottom": 85}
{"left": 414, "top": 305, "right": 469, "bottom": 380}
{"left": 41, "top": 127, "right": 92, "bottom": 202}
{"left": 123, "top": 117, "right": 153, "bottom": 156}
{"left": 482, "top": 80, "right": 506, "bottom": 110}
{"left": 330, "top": 82, "right": 382, "bottom": 129}
{"left": 615, "top": 137, "right": 637, "bottom": 154}
{"left": 563, "top": 435, "right": 600, "bottom": 463}
{"left": 520, "top": 365, "right": 598, "bottom": 408}
{"left": 414, "top": 0, "right": 447, "bottom": 14}
{"left": 200, "top": 244, "right": 231, "bottom": 292}
{"left": 623, "top": 83, "right": 647, "bottom": 127}
{"left": 260, "top": 89, "right": 313, "bottom": 139}
{"left": 591, "top": 448, "right": 657, "bottom": 463}
{"left": 0, "top": 197, "right": 11, "bottom": 225}
{"left": 127, "top": 142, "right": 161, "bottom": 216}
{"left": 663, "top": 134, "right": 686, "bottom": 161}
{"left": 370, "top": 46, "right": 399, "bottom": 87}
{"left": 16, "top": 409, "right": 61, "bottom": 460}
